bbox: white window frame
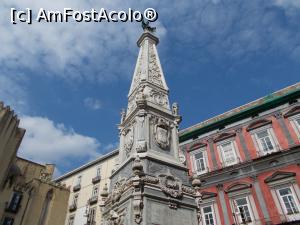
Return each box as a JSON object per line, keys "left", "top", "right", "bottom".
{"left": 232, "top": 196, "right": 255, "bottom": 224}
{"left": 72, "top": 194, "right": 79, "bottom": 206}
{"left": 75, "top": 175, "right": 82, "bottom": 186}
{"left": 190, "top": 147, "right": 208, "bottom": 175}
{"left": 266, "top": 175, "right": 300, "bottom": 222}
{"left": 251, "top": 125, "right": 279, "bottom": 156}
{"left": 273, "top": 185, "right": 300, "bottom": 222}
{"left": 217, "top": 139, "right": 239, "bottom": 167}
{"left": 201, "top": 204, "right": 217, "bottom": 225}
{"left": 92, "top": 186, "right": 99, "bottom": 197}
{"left": 289, "top": 114, "right": 300, "bottom": 140}
{"left": 96, "top": 167, "right": 101, "bottom": 177}
{"left": 277, "top": 187, "right": 300, "bottom": 215}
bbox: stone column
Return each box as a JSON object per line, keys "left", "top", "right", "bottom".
{"left": 217, "top": 184, "right": 230, "bottom": 225}
{"left": 208, "top": 138, "right": 218, "bottom": 170}
{"left": 236, "top": 128, "right": 252, "bottom": 161}
{"left": 274, "top": 112, "right": 295, "bottom": 147}
{"left": 251, "top": 176, "right": 271, "bottom": 224}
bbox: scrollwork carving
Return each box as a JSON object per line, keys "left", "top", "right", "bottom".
{"left": 158, "top": 173, "right": 183, "bottom": 199}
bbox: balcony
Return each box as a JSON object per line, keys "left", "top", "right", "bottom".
{"left": 69, "top": 204, "right": 77, "bottom": 212}
{"left": 92, "top": 176, "right": 101, "bottom": 184}
{"left": 88, "top": 196, "right": 98, "bottom": 205}
{"left": 73, "top": 184, "right": 81, "bottom": 192}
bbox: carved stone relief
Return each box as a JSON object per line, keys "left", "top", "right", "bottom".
{"left": 158, "top": 173, "right": 183, "bottom": 199}
{"left": 111, "top": 178, "right": 127, "bottom": 204}
{"left": 149, "top": 45, "right": 163, "bottom": 87}
{"left": 150, "top": 89, "right": 168, "bottom": 107}
{"left": 123, "top": 127, "right": 134, "bottom": 157}
{"left": 153, "top": 117, "right": 171, "bottom": 150}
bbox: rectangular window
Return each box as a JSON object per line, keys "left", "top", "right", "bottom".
{"left": 72, "top": 194, "right": 79, "bottom": 206}
{"left": 202, "top": 205, "right": 215, "bottom": 225}
{"left": 254, "top": 128, "right": 279, "bottom": 155}
{"left": 219, "top": 141, "right": 238, "bottom": 166}
{"left": 92, "top": 186, "right": 99, "bottom": 197}
{"left": 68, "top": 216, "right": 74, "bottom": 225}
{"left": 234, "top": 197, "right": 253, "bottom": 223}
{"left": 2, "top": 217, "right": 14, "bottom": 225}
{"left": 96, "top": 167, "right": 101, "bottom": 177}
{"left": 76, "top": 175, "right": 82, "bottom": 186}
{"left": 192, "top": 148, "right": 207, "bottom": 174}
{"left": 278, "top": 187, "right": 299, "bottom": 215}
{"left": 7, "top": 192, "right": 22, "bottom": 213}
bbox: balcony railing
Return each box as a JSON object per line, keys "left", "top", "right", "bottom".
{"left": 92, "top": 176, "right": 101, "bottom": 184}
{"left": 88, "top": 196, "right": 98, "bottom": 205}
{"left": 69, "top": 204, "right": 77, "bottom": 212}
{"left": 73, "top": 184, "right": 81, "bottom": 192}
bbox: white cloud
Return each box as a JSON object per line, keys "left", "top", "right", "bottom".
{"left": 0, "top": 75, "right": 28, "bottom": 113}
{"left": 84, "top": 97, "right": 102, "bottom": 110}
{"left": 1, "top": 0, "right": 166, "bottom": 84}
{"left": 275, "top": 0, "right": 300, "bottom": 9}
{"left": 18, "top": 116, "right": 101, "bottom": 165}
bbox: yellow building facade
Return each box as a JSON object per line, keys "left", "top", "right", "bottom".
{"left": 0, "top": 102, "right": 70, "bottom": 225}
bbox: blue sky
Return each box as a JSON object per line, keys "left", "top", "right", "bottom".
{"left": 1, "top": 0, "right": 300, "bottom": 176}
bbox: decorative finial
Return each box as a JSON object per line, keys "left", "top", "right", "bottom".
{"left": 141, "top": 19, "right": 156, "bottom": 33}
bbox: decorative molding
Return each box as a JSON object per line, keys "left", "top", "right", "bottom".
{"left": 264, "top": 171, "right": 296, "bottom": 184}
{"left": 246, "top": 119, "right": 272, "bottom": 131}
{"left": 273, "top": 111, "right": 283, "bottom": 119}
{"left": 225, "top": 182, "right": 252, "bottom": 193}
{"left": 200, "top": 191, "right": 217, "bottom": 200}
{"left": 216, "top": 184, "right": 223, "bottom": 191}
{"left": 158, "top": 173, "right": 183, "bottom": 200}
{"left": 284, "top": 106, "right": 300, "bottom": 118}
{"left": 189, "top": 141, "right": 207, "bottom": 152}
{"left": 235, "top": 127, "right": 243, "bottom": 134}
{"left": 213, "top": 132, "right": 236, "bottom": 143}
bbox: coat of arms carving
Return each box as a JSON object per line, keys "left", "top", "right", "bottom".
{"left": 154, "top": 118, "right": 170, "bottom": 150}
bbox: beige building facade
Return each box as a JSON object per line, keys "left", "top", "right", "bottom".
{"left": 0, "top": 102, "right": 70, "bottom": 225}
{"left": 0, "top": 102, "right": 25, "bottom": 187}
{"left": 55, "top": 150, "right": 118, "bottom": 225}
{"left": 0, "top": 157, "right": 70, "bottom": 225}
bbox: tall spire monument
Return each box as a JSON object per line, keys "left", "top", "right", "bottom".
{"left": 100, "top": 23, "right": 200, "bottom": 225}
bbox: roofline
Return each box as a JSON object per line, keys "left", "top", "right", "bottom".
{"left": 179, "top": 83, "right": 300, "bottom": 142}
{"left": 16, "top": 156, "right": 47, "bottom": 168}
{"left": 54, "top": 149, "right": 119, "bottom": 182}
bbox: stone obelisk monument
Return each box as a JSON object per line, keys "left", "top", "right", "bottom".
{"left": 100, "top": 23, "right": 200, "bottom": 225}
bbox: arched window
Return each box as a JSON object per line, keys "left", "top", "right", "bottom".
{"left": 38, "top": 189, "right": 54, "bottom": 225}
